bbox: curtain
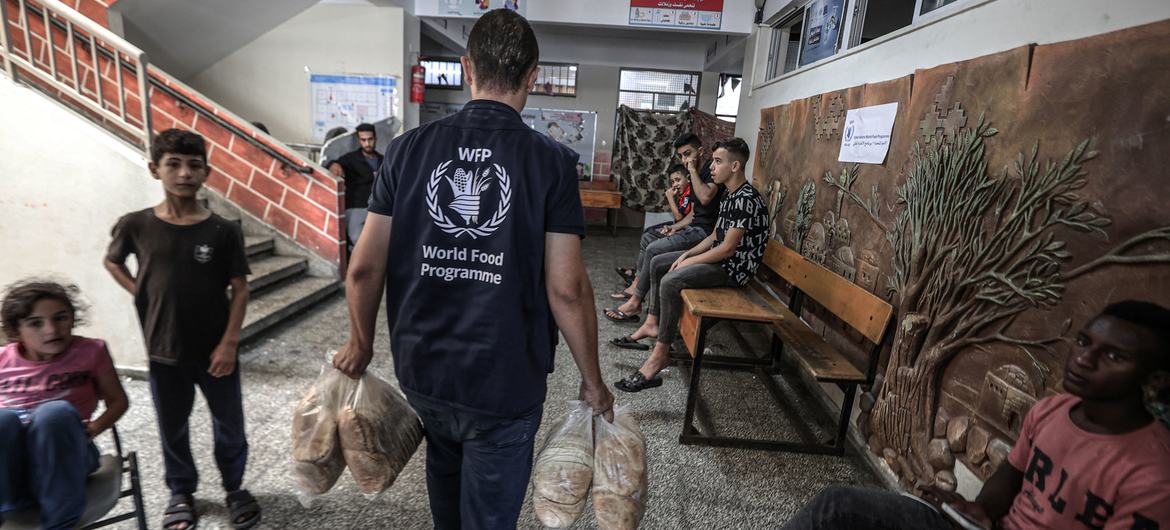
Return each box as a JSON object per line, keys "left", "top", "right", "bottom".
{"left": 688, "top": 108, "right": 737, "bottom": 155}
{"left": 612, "top": 105, "right": 693, "bottom": 213}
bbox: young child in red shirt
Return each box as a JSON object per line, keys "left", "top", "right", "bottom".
{"left": 0, "top": 280, "right": 129, "bottom": 529}
{"left": 781, "top": 300, "right": 1170, "bottom": 530}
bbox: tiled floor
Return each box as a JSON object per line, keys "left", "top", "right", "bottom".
{"left": 99, "top": 227, "right": 881, "bottom": 529}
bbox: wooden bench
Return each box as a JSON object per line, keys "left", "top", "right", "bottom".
{"left": 675, "top": 240, "right": 895, "bottom": 454}
{"left": 578, "top": 189, "right": 622, "bottom": 236}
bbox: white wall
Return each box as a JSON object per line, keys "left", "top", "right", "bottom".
{"left": 735, "top": 0, "right": 1170, "bottom": 158}
{"left": 416, "top": 0, "right": 757, "bottom": 35}
{"left": 0, "top": 78, "right": 153, "bottom": 370}
{"left": 187, "top": 3, "right": 407, "bottom": 145}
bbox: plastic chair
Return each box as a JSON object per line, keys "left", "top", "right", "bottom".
{"left": 1, "top": 426, "right": 147, "bottom": 530}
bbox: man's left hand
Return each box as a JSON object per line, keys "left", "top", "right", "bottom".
{"left": 208, "top": 343, "right": 238, "bottom": 377}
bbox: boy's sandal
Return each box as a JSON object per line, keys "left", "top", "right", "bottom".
{"left": 609, "top": 290, "right": 633, "bottom": 301}
{"left": 610, "top": 336, "right": 650, "bottom": 351}
{"left": 226, "top": 489, "right": 262, "bottom": 530}
{"left": 614, "top": 267, "right": 636, "bottom": 283}
{"left": 614, "top": 371, "right": 663, "bottom": 393}
{"left": 603, "top": 308, "right": 640, "bottom": 323}
{"left": 163, "top": 493, "right": 199, "bottom": 530}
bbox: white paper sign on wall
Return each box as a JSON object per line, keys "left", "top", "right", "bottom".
{"left": 838, "top": 102, "right": 898, "bottom": 164}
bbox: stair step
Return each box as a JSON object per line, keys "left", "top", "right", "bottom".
{"left": 241, "top": 276, "right": 341, "bottom": 342}
{"left": 244, "top": 236, "right": 275, "bottom": 258}
{"left": 247, "top": 254, "right": 307, "bottom": 293}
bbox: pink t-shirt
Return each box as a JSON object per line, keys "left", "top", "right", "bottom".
{"left": 0, "top": 336, "right": 114, "bottom": 420}
{"left": 1001, "top": 394, "right": 1170, "bottom": 530}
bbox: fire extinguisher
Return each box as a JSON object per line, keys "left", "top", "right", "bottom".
{"left": 411, "top": 63, "right": 425, "bottom": 104}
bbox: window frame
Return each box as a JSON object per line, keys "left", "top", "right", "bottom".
{"left": 419, "top": 56, "right": 463, "bottom": 91}
{"left": 913, "top": 0, "right": 971, "bottom": 22}
{"left": 715, "top": 73, "right": 742, "bottom": 122}
{"left": 531, "top": 62, "right": 579, "bottom": 98}
{"left": 615, "top": 67, "right": 703, "bottom": 114}
{"left": 764, "top": 8, "right": 808, "bottom": 82}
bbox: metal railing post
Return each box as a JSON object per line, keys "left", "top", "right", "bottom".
{"left": 137, "top": 56, "right": 151, "bottom": 152}
{"left": 0, "top": 0, "right": 14, "bottom": 78}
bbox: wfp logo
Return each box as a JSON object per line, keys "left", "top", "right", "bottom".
{"left": 844, "top": 121, "right": 855, "bottom": 142}
{"left": 426, "top": 158, "right": 511, "bottom": 239}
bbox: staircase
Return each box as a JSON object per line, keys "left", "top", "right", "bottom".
{"left": 200, "top": 194, "right": 342, "bottom": 344}
{"left": 1, "top": 0, "right": 346, "bottom": 363}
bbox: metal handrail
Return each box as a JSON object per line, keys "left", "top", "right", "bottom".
{"left": 2, "top": 0, "right": 321, "bottom": 175}
{"left": 0, "top": 0, "right": 152, "bottom": 152}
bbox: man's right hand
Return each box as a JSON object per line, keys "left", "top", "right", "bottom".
{"left": 660, "top": 225, "right": 675, "bottom": 236}
{"left": 580, "top": 381, "right": 615, "bottom": 423}
{"left": 333, "top": 341, "right": 372, "bottom": 379}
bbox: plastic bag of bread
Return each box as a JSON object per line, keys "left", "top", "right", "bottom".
{"left": 532, "top": 401, "right": 594, "bottom": 527}
{"left": 291, "top": 364, "right": 353, "bottom": 500}
{"left": 337, "top": 371, "right": 424, "bottom": 495}
{"left": 592, "top": 405, "right": 647, "bottom": 530}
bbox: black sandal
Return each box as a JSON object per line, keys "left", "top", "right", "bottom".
{"left": 614, "top": 371, "right": 663, "bottom": 393}
{"left": 226, "top": 489, "right": 261, "bottom": 530}
{"left": 603, "top": 308, "right": 641, "bottom": 323}
{"left": 610, "top": 336, "right": 650, "bottom": 351}
{"left": 163, "top": 493, "right": 198, "bottom": 530}
{"left": 614, "top": 267, "right": 636, "bottom": 284}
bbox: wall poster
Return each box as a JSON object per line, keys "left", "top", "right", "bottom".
{"left": 800, "top": 0, "right": 846, "bottom": 66}
{"left": 310, "top": 73, "right": 399, "bottom": 142}
{"left": 629, "top": 0, "right": 723, "bottom": 30}
{"left": 441, "top": 0, "right": 525, "bottom": 18}
{"left": 420, "top": 103, "right": 598, "bottom": 179}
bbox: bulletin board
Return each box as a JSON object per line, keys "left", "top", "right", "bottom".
{"left": 310, "top": 73, "right": 399, "bottom": 142}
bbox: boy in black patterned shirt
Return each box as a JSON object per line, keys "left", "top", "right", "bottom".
{"left": 613, "top": 137, "right": 770, "bottom": 392}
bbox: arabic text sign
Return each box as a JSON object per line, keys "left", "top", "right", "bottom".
{"left": 629, "top": 0, "right": 723, "bottom": 30}
{"left": 838, "top": 102, "right": 898, "bottom": 164}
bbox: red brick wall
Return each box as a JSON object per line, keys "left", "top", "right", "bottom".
{"left": 3, "top": 0, "right": 345, "bottom": 269}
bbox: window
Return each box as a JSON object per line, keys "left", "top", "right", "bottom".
{"left": 799, "top": 0, "right": 847, "bottom": 67}
{"left": 765, "top": 10, "right": 804, "bottom": 80}
{"left": 618, "top": 69, "right": 700, "bottom": 112}
{"left": 420, "top": 57, "right": 462, "bottom": 90}
{"left": 918, "top": 0, "right": 964, "bottom": 16}
{"left": 532, "top": 63, "right": 578, "bottom": 97}
{"left": 715, "top": 74, "right": 741, "bottom": 122}
{"left": 849, "top": 0, "right": 915, "bottom": 46}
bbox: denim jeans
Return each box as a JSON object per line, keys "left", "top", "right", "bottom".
{"left": 633, "top": 225, "right": 709, "bottom": 298}
{"left": 0, "top": 401, "right": 100, "bottom": 530}
{"left": 781, "top": 486, "right": 951, "bottom": 530}
{"left": 149, "top": 360, "right": 248, "bottom": 495}
{"left": 405, "top": 391, "right": 544, "bottom": 530}
{"left": 646, "top": 250, "right": 734, "bottom": 347}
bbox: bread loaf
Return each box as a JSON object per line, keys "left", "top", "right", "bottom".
{"left": 592, "top": 408, "right": 647, "bottom": 530}
{"left": 337, "top": 374, "right": 423, "bottom": 495}
{"left": 532, "top": 403, "right": 594, "bottom": 527}
{"left": 291, "top": 376, "right": 346, "bottom": 495}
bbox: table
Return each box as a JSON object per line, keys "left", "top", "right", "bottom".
{"left": 579, "top": 189, "right": 622, "bottom": 236}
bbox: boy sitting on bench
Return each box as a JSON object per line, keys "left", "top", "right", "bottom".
{"left": 780, "top": 300, "right": 1170, "bottom": 529}
{"left": 612, "top": 137, "right": 770, "bottom": 392}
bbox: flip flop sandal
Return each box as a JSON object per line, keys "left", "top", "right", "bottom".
{"left": 610, "top": 336, "right": 650, "bottom": 351}
{"left": 614, "top": 267, "right": 636, "bottom": 283}
{"left": 163, "top": 493, "right": 199, "bottom": 530}
{"left": 614, "top": 371, "right": 664, "bottom": 393}
{"left": 609, "top": 290, "right": 633, "bottom": 301}
{"left": 226, "top": 489, "right": 262, "bottom": 530}
{"left": 603, "top": 308, "right": 641, "bottom": 323}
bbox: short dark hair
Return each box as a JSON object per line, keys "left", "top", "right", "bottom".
{"left": 1, "top": 280, "right": 85, "bottom": 341}
{"left": 667, "top": 164, "right": 687, "bottom": 177}
{"left": 466, "top": 9, "right": 539, "bottom": 94}
{"left": 672, "top": 132, "right": 701, "bottom": 151}
{"left": 151, "top": 129, "right": 207, "bottom": 165}
{"left": 355, "top": 123, "right": 376, "bottom": 135}
{"left": 712, "top": 137, "right": 751, "bottom": 167}
{"left": 250, "top": 121, "right": 269, "bottom": 134}
{"left": 1100, "top": 301, "right": 1170, "bottom": 370}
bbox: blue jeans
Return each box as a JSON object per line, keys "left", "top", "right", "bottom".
{"left": 149, "top": 360, "right": 248, "bottom": 495}
{"left": 633, "top": 225, "right": 709, "bottom": 298}
{"left": 0, "top": 401, "right": 100, "bottom": 530}
{"left": 406, "top": 391, "right": 544, "bottom": 530}
{"left": 781, "top": 486, "right": 950, "bottom": 530}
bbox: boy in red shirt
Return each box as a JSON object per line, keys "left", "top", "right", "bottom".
{"left": 781, "top": 300, "right": 1170, "bottom": 530}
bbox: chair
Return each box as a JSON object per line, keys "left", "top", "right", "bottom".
{"left": 1, "top": 426, "right": 147, "bottom": 530}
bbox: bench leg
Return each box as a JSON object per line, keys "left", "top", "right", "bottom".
{"left": 830, "top": 384, "right": 858, "bottom": 456}
{"left": 768, "top": 332, "right": 784, "bottom": 374}
{"left": 607, "top": 208, "right": 617, "bottom": 236}
{"left": 680, "top": 318, "right": 709, "bottom": 440}
{"left": 130, "top": 452, "right": 147, "bottom": 530}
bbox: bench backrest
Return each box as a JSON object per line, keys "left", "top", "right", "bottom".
{"left": 762, "top": 240, "right": 894, "bottom": 345}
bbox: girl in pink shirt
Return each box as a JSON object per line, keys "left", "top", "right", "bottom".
{"left": 0, "top": 280, "right": 129, "bottom": 530}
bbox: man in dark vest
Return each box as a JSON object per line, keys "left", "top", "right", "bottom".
{"left": 332, "top": 9, "right": 613, "bottom": 530}
{"left": 327, "top": 122, "right": 382, "bottom": 251}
